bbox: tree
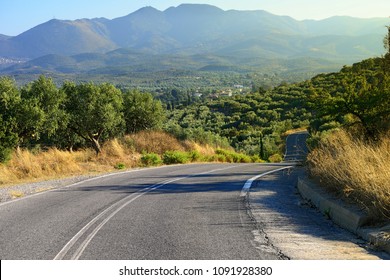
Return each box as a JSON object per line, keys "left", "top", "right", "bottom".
{"left": 307, "top": 60, "right": 390, "bottom": 139}
{"left": 0, "top": 77, "right": 20, "bottom": 162}
{"left": 123, "top": 90, "right": 165, "bottom": 133}
{"left": 18, "top": 76, "right": 67, "bottom": 146}
{"left": 63, "top": 82, "right": 124, "bottom": 154}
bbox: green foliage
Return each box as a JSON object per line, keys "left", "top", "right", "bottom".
{"left": 268, "top": 154, "right": 283, "bottom": 163}
{"left": 162, "top": 151, "right": 190, "bottom": 165}
{"left": 114, "top": 163, "right": 126, "bottom": 170}
{"left": 187, "top": 150, "right": 202, "bottom": 162}
{"left": 0, "top": 77, "right": 20, "bottom": 162}
{"left": 62, "top": 82, "right": 124, "bottom": 154}
{"left": 17, "top": 76, "right": 67, "bottom": 146}
{"left": 164, "top": 84, "right": 311, "bottom": 158}
{"left": 0, "top": 76, "right": 175, "bottom": 158}
{"left": 123, "top": 90, "right": 165, "bottom": 133}
{"left": 141, "top": 153, "right": 162, "bottom": 166}
{"left": 307, "top": 57, "right": 390, "bottom": 140}
{"left": 215, "top": 149, "right": 252, "bottom": 163}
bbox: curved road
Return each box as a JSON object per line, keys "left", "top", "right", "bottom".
{"left": 0, "top": 163, "right": 291, "bottom": 260}
{"left": 284, "top": 131, "right": 309, "bottom": 162}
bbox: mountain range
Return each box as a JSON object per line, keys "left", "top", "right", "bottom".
{"left": 0, "top": 4, "right": 388, "bottom": 75}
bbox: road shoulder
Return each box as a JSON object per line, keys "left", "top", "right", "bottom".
{"left": 247, "top": 167, "right": 390, "bottom": 259}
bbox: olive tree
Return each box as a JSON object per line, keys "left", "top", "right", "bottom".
{"left": 18, "top": 76, "right": 67, "bottom": 146}
{"left": 123, "top": 90, "right": 165, "bottom": 133}
{"left": 63, "top": 82, "right": 124, "bottom": 154}
{"left": 0, "top": 77, "right": 20, "bottom": 161}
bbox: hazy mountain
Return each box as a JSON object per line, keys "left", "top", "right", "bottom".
{"left": 0, "top": 4, "right": 388, "bottom": 75}
{"left": 0, "top": 34, "right": 11, "bottom": 40}
{"left": 0, "top": 18, "right": 115, "bottom": 58}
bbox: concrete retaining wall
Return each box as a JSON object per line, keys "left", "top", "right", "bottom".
{"left": 297, "top": 177, "right": 390, "bottom": 254}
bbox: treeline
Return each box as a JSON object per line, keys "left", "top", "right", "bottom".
{"left": 306, "top": 56, "right": 390, "bottom": 141}
{"left": 2, "top": 54, "right": 389, "bottom": 164}
{"left": 164, "top": 85, "right": 311, "bottom": 159}
{"left": 0, "top": 76, "right": 165, "bottom": 162}
{"left": 163, "top": 54, "right": 390, "bottom": 159}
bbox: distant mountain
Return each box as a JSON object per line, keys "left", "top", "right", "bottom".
{"left": 0, "top": 34, "right": 11, "bottom": 40}
{"left": 0, "top": 18, "right": 115, "bottom": 58}
{"left": 0, "top": 4, "right": 388, "bottom": 75}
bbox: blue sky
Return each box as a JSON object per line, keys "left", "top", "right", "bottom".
{"left": 1, "top": 0, "right": 389, "bottom": 36}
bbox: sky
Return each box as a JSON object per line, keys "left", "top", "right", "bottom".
{"left": 1, "top": 0, "right": 389, "bottom": 36}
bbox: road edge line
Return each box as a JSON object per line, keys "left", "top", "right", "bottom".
{"left": 240, "top": 166, "right": 293, "bottom": 197}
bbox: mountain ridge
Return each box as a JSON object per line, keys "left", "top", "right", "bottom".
{"left": 0, "top": 4, "right": 388, "bottom": 75}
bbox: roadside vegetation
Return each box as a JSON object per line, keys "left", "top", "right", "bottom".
{"left": 307, "top": 130, "right": 390, "bottom": 221}
{"left": 305, "top": 30, "right": 390, "bottom": 222}
{"left": 0, "top": 130, "right": 264, "bottom": 187}
{"left": 1, "top": 28, "right": 389, "bottom": 221}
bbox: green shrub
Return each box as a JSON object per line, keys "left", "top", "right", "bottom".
{"left": 114, "top": 163, "right": 126, "bottom": 169}
{"left": 215, "top": 149, "right": 253, "bottom": 163}
{"left": 141, "top": 153, "right": 162, "bottom": 166}
{"left": 268, "top": 153, "right": 283, "bottom": 163}
{"left": 188, "top": 150, "right": 202, "bottom": 162}
{"left": 250, "top": 155, "right": 265, "bottom": 163}
{"left": 162, "top": 151, "right": 190, "bottom": 164}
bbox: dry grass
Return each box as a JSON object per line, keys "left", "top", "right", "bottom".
{"left": 307, "top": 129, "right": 390, "bottom": 221}
{"left": 123, "top": 130, "right": 187, "bottom": 154}
{"left": 0, "top": 130, "right": 264, "bottom": 188}
{"left": 0, "top": 131, "right": 227, "bottom": 187}
{"left": 0, "top": 148, "right": 84, "bottom": 185}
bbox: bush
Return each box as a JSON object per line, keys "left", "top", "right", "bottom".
{"left": 250, "top": 155, "right": 265, "bottom": 163}
{"left": 268, "top": 153, "right": 283, "bottom": 163}
{"left": 215, "top": 149, "right": 253, "bottom": 163}
{"left": 188, "top": 150, "right": 202, "bottom": 162}
{"left": 114, "top": 163, "right": 126, "bottom": 170}
{"left": 141, "top": 153, "right": 162, "bottom": 166}
{"left": 162, "top": 151, "right": 190, "bottom": 165}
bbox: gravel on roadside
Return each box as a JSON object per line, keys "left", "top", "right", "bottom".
{"left": 0, "top": 175, "right": 97, "bottom": 203}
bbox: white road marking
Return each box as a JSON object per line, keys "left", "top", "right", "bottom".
{"left": 54, "top": 165, "right": 239, "bottom": 260}
{"left": 240, "top": 166, "right": 293, "bottom": 197}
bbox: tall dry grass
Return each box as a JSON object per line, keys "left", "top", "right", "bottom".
{"left": 0, "top": 148, "right": 84, "bottom": 185}
{"left": 0, "top": 131, "right": 224, "bottom": 187}
{"left": 0, "top": 131, "right": 263, "bottom": 188}
{"left": 307, "top": 129, "right": 390, "bottom": 221}
{"left": 123, "top": 130, "right": 188, "bottom": 154}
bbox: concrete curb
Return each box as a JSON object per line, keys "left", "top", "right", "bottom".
{"left": 297, "top": 177, "right": 390, "bottom": 254}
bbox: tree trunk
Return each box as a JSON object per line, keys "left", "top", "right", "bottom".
{"left": 91, "top": 137, "right": 102, "bottom": 155}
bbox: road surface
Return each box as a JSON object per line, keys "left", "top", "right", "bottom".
{"left": 0, "top": 163, "right": 291, "bottom": 260}
{"left": 284, "top": 131, "right": 309, "bottom": 162}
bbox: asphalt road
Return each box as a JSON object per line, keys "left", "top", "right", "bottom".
{"left": 0, "top": 163, "right": 292, "bottom": 260}
{"left": 284, "top": 131, "right": 309, "bottom": 162}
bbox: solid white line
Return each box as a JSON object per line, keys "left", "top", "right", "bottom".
{"left": 71, "top": 178, "right": 182, "bottom": 260}
{"left": 54, "top": 164, "right": 239, "bottom": 260}
{"left": 240, "top": 166, "right": 293, "bottom": 197}
{"left": 0, "top": 165, "right": 174, "bottom": 208}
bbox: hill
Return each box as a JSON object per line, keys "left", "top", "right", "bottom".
{"left": 0, "top": 4, "right": 387, "bottom": 61}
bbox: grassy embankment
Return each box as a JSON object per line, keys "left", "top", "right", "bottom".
{"left": 307, "top": 129, "right": 390, "bottom": 222}
{"left": 0, "top": 131, "right": 264, "bottom": 187}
